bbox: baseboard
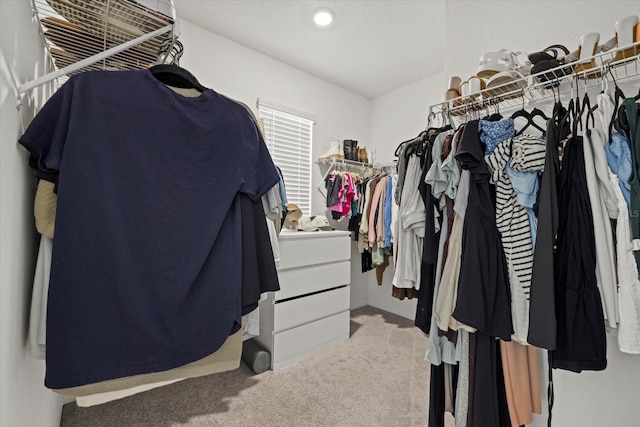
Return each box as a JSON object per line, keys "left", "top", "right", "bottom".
{"left": 350, "top": 299, "right": 367, "bottom": 311}
{"left": 367, "top": 302, "right": 414, "bottom": 321}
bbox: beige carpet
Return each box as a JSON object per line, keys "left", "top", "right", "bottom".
{"left": 60, "top": 306, "right": 455, "bottom": 427}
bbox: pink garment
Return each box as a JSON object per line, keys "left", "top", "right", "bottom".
{"left": 329, "top": 172, "right": 356, "bottom": 218}
{"left": 328, "top": 172, "right": 345, "bottom": 215}
{"left": 341, "top": 173, "right": 356, "bottom": 217}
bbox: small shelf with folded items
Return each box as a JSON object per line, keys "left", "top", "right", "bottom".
{"left": 316, "top": 158, "right": 397, "bottom": 198}
{"left": 431, "top": 40, "right": 640, "bottom": 121}
{"left": 19, "top": 0, "right": 175, "bottom": 94}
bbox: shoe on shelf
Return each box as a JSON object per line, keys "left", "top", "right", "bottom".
{"left": 343, "top": 139, "right": 358, "bottom": 161}
{"left": 529, "top": 45, "right": 573, "bottom": 85}
{"left": 458, "top": 75, "right": 487, "bottom": 100}
{"left": 460, "top": 79, "right": 469, "bottom": 98}
{"left": 510, "top": 51, "right": 532, "bottom": 76}
{"left": 318, "top": 140, "right": 344, "bottom": 161}
{"left": 467, "top": 75, "right": 486, "bottom": 98}
{"left": 611, "top": 15, "right": 640, "bottom": 63}
{"left": 574, "top": 32, "right": 602, "bottom": 77}
{"left": 444, "top": 76, "right": 462, "bottom": 101}
{"left": 476, "top": 49, "right": 530, "bottom": 97}
{"left": 477, "top": 49, "right": 515, "bottom": 80}
{"left": 485, "top": 70, "right": 527, "bottom": 98}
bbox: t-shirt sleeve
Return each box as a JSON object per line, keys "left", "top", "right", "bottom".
{"left": 19, "top": 78, "right": 76, "bottom": 184}
{"left": 455, "top": 120, "right": 490, "bottom": 180}
{"left": 238, "top": 112, "right": 280, "bottom": 200}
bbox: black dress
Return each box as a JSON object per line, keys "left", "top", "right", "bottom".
{"left": 241, "top": 194, "right": 280, "bottom": 315}
{"left": 528, "top": 103, "right": 568, "bottom": 350}
{"left": 452, "top": 121, "right": 513, "bottom": 340}
{"left": 551, "top": 135, "right": 607, "bottom": 372}
{"left": 415, "top": 133, "right": 440, "bottom": 333}
{"left": 469, "top": 332, "right": 511, "bottom": 427}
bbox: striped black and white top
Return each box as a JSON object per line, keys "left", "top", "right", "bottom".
{"left": 485, "top": 135, "right": 546, "bottom": 300}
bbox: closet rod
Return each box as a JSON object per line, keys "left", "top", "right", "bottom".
{"left": 17, "top": 24, "right": 173, "bottom": 95}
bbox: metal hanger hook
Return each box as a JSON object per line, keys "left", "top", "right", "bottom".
{"left": 570, "top": 75, "right": 575, "bottom": 101}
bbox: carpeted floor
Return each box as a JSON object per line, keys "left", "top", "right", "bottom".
{"left": 60, "top": 306, "right": 455, "bottom": 427}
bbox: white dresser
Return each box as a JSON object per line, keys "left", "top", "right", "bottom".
{"left": 255, "top": 229, "right": 351, "bottom": 370}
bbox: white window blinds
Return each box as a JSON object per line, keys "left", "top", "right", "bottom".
{"left": 257, "top": 99, "right": 314, "bottom": 216}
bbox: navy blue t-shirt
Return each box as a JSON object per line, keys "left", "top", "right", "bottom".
{"left": 19, "top": 69, "right": 279, "bottom": 388}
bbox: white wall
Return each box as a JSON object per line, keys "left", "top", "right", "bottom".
{"left": 176, "top": 20, "right": 373, "bottom": 311}
{"left": 444, "top": 0, "right": 640, "bottom": 82}
{"left": 177, "top": 19, "right": 371, "bottom": 218}
{"left": 366, "top": 72, "right": 445, "bottom": 319}
{"left": 367, "top": 2, "right": 640, "bottom": 426}
{"left": 0, "top": 2, "right": 64, "bottom": 427}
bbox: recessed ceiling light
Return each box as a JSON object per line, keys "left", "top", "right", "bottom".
{"left": 313, "top": 8, "right": 334, "bottom": 26}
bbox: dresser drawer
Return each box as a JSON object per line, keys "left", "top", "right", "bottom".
{"left": 278, "top": 233, "right": 351, "bottom": 270}
{"left": 273, "top": 286, "right": 350, "bottom": 333}
{"left": 275, "top": 260, "right": 350, "bottom": 301}
{"left": 272, "top": 310, "right": 350, "bottom": 370}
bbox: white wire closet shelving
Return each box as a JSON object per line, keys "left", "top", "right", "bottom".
{"left": 19, "top": 0, "right": 175, "bottom": 94}
{"left": 429, "top": 41, "right": 640, "bottom": 122}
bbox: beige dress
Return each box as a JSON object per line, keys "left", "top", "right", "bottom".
{"left": 434, "top": 170, "right": 475, "bottom": 333}
{"left": 499, "top": 340, "right": 542, "bottom": 427}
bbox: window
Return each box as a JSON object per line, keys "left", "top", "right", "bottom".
{"left": 257, "top": 99, "right": 314, "bottom": 215}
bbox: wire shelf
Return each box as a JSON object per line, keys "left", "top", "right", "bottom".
{"left": 32, "top": 0, "right": 175, "bottom": 80}
{"left": 430, "top": 41, "right": 640, "bottom": 120}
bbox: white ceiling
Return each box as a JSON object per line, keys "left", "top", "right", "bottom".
{"left": 173, "top": 0, "right": 445, "bottom": 99}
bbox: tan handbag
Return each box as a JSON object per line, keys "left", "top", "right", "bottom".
{"left": 357, "top": 147, "right": 368, "bottom": 164}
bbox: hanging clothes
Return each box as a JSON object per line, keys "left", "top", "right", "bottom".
{"left": 394, "top": 141, "right": 411, "bottom": 206}
{"left": 478, "top": 117, "right": 516, "bottom": 155}
{"left": 551, "top": 134, "right": 607, "bottom": 372}
{"left": 499, "top": 340, "right": 542, "bottom": 427}
{"left": 325, "top": 172, "right": 343, "bottom": 210}
{"left": 368, "top": 175, "right": 387, "bottom": 249}
{"left": 583, "top": 128, "right": 619, "bottom": 328}
{"left": 609, "top": 172, "right": 640, "bottom": 354}
{"left": 19, "top": 69, "right": 280, "bottom": 389}
{"left": 596, "top": 91, "right": 631, "bottom": 210}
{"left": 620, "top": 99, "right": 640, "bottom": 240}
{"left": 605, "top": 133, "right": 633, "bottom": 209}
{"left": 454, "top": 329, "right": 470, "bottom": 427}
{"left": 392, "top": 155, "right": 426, "bottom": 290}
{"left": 421, "top": 90, "right": 640, "bottom": 427}
{"left": 414, "top": 130, "right": 443, "bottom": 332}
{"left": 528, "top": 104, "right": 569, "bottom": 350}
{"left": 614, "top": 98, "right": 640, "bottom": 354}
{"left": 359, "top": 177, "right": 376, "bottom": 252}
{"left": 435, "top": 166, "right": 474, "bottom": 333}
{"left": 469, "top": 333, "right": 512, "bottom": 427}
{"left": 485, "top": 135, "right": 546, "bottom": 343}
{"left": 453, "top": 121, "right": 513, "bottom": 341}
{"left": 427, "top": 207, "right": 452, "bottom": 427}
{"left": 426, "top": 208, "right": 458, "bottom": 366}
